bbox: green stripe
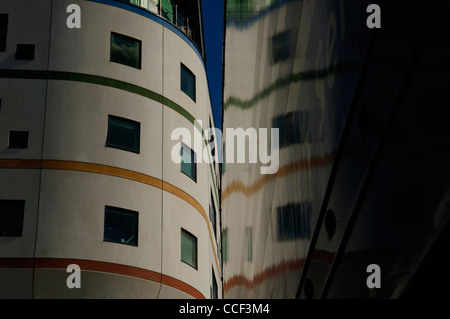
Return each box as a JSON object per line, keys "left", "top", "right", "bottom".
{"left": 0, "top": 69, "right": 220, "bottom": 200}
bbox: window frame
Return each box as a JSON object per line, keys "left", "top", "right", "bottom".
{"left": 180, "top": 63, "right": 196, "bottom": 102}
{"left": 110, "top": 32, "right": 142, "bottom": 69}
{"left": 181, "top": 228, "right": 198, "bottom": 270}
{"left": 180, "top": 142, "right": 197, "bottom": 182}
{"left": 103, "top": 205, "right": 139, "bottom": 247}
{"left": 106, "top": 115, "right": 141, "bottom": 154}
{"left": 0, "top": 200, "right": 25, "bottom": 237}
{"left": 9, "top": 131, "right": 29, "bottom": 149}
{"left": 0, "top": 14, "right": 8, "bottom": 52}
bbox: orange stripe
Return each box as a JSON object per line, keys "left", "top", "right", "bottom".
{"left": 0, "top": 257, "right": 205, "bottom": 298}
{"left": 222, "top": 153, "right": 335, "bottom": 201}
{"left": 0, "top": 159, "right": 220, "bottom": 277}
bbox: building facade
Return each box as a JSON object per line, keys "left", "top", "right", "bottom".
{"left": 0, "top": 0, "right": 221, "bottom": 299}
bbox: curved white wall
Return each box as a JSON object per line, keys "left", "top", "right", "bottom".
{"left": 0, "top": 0, "right": 221, "bottom": 299}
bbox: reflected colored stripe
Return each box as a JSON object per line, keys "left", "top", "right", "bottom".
{"left": 222, "top": 153, "right": 335, "bottom": 201}
{"left": 223, "top": 63, "right": 360, "bottom": 111}
{"left": 0, "top": 159, "right": 220, "bottom": 277}
{"left": 0, "top": 257, "right": 205, "bottom": 299}
{"left": 223, "top": 259, "right": 305, "bottom": 294}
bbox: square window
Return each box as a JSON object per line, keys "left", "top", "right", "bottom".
{"left": 9, "top": 131, "right": 29, "bottom": 148}
{"left": 0, "top": 14, "right": 8, "bottom": 52}
{"left": 104, "top": 206, "right": 138, "bottom": 246}
{"left": 15, "top": 44, "right": 35, "bottom": 60}
{"left": 0, "top": 200, "right": 25, "bottom": 237}
{"left": 181, "top": 229, "right": 197, "bottom": 269}
{"left": 110, "top": 32, "right": 142, "bottom": 69}
{"left": 106, "top": 115, "right": 140, "bottom": 153}
{"left": 180, "top": 63, "right": 196, "bottom": 102}
{"left": 180, "top": 143, "right": 197, "bottom": 182}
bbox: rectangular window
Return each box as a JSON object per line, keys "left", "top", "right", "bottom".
{"left": 9, "top": 131, "right": 29, "bottom": 149}
{"left": 0, "top": 200, "right": 25, "bottom": 237}
{"left": 180, "top": 63, "right": 196, "bottom": 102}
{"left": 107, "top": 115, "right": 140, "bottom": 153}
{"left": 276, "top": 202, "right": 312, "bottom": 241}
{"left": 181, "top": 229, "right": 197, "bottom": 269}
{"left": 15, "top": 44, "right": 35, "bottom": 60}
{"left": 104, "top": 205, "right": 138, "bottom": 246}
{"left": 0, "top": 14, "right": 8, "bottom": 52}
{"left": 180, "top": 143, "right": 197, "bottom": 182}
{"left": 210, "top": 191, "right": 217, "bottom": 237}
{"left": 211, "top": 268, "right": 218, "bottom": 299}
{"left": 110, "top": 32, "right": 142, "bottom": 69}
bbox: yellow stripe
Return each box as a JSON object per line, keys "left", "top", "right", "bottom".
{"left": 0, "top": 159, "right": 221, "bottom": 277}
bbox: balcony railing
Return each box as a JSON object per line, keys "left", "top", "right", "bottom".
{"left": 119, "top": 0, "right": 193, "bottom": 39}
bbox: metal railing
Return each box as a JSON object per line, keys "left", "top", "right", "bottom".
{"left": 120, "top": 0, "right": 193, "bottom": 39}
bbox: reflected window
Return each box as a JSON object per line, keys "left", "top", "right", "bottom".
{"left": 180, "top": 63, "right": 196, "bottom": 102}
{"left": 107, "top": 115, "right": 140, "bottom": 153}
{"left": 181, "top": 228, "right": 197, "bottom": 269}
{"left": 276, "top": 202, "right": 311, "bottom": 241}
{"left": 271, "top": 30, "right": 291, "bottom": 63}
{"left": 272, "top": 111, "right": 309, "bottom": 147}
{"left": 110, "top": 32, "right": 141, "bottom": 69}
{"left": 104, "top": 205, "right": 138, "bottom": 246}
{"left": 246, "top": 227, "right": 252, "bottom": 262}
{"left": 180, "top": 143, "right": 197, "bottom": 182}
{"left": 0, "top": 200, "right": 25, "bottom": 237}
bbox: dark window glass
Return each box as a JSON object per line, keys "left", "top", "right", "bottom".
{"left": 110, "top": 32, "right": 141, "bottom": 69}
{"left": 104, "top": 206, "right": 138, "bottom": 246}
{"left": 181, "top": 229, "right": 197, "bottom": 269}
{"left": 15, "top": 44, "right": 35, "bottom": 60}
{"left": 180, "top": 143, "right": 197, "bottom": 182}
{"left": 0, "top": 200, "right": 25, "bottom": 237}
{"left": 276, "top": 202, "right": 312, "bottom": 241}
{"left": 107, "top": 115, "right": 140, "bottom": 153}
{"left": 9, "top": 131, "right": 29, "bottom": 148}
{"left": 180, "top": 63, "right": 196, "bottom": 102}
{"left": 0, "top": 14, "right": 8, "bottom": 52}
